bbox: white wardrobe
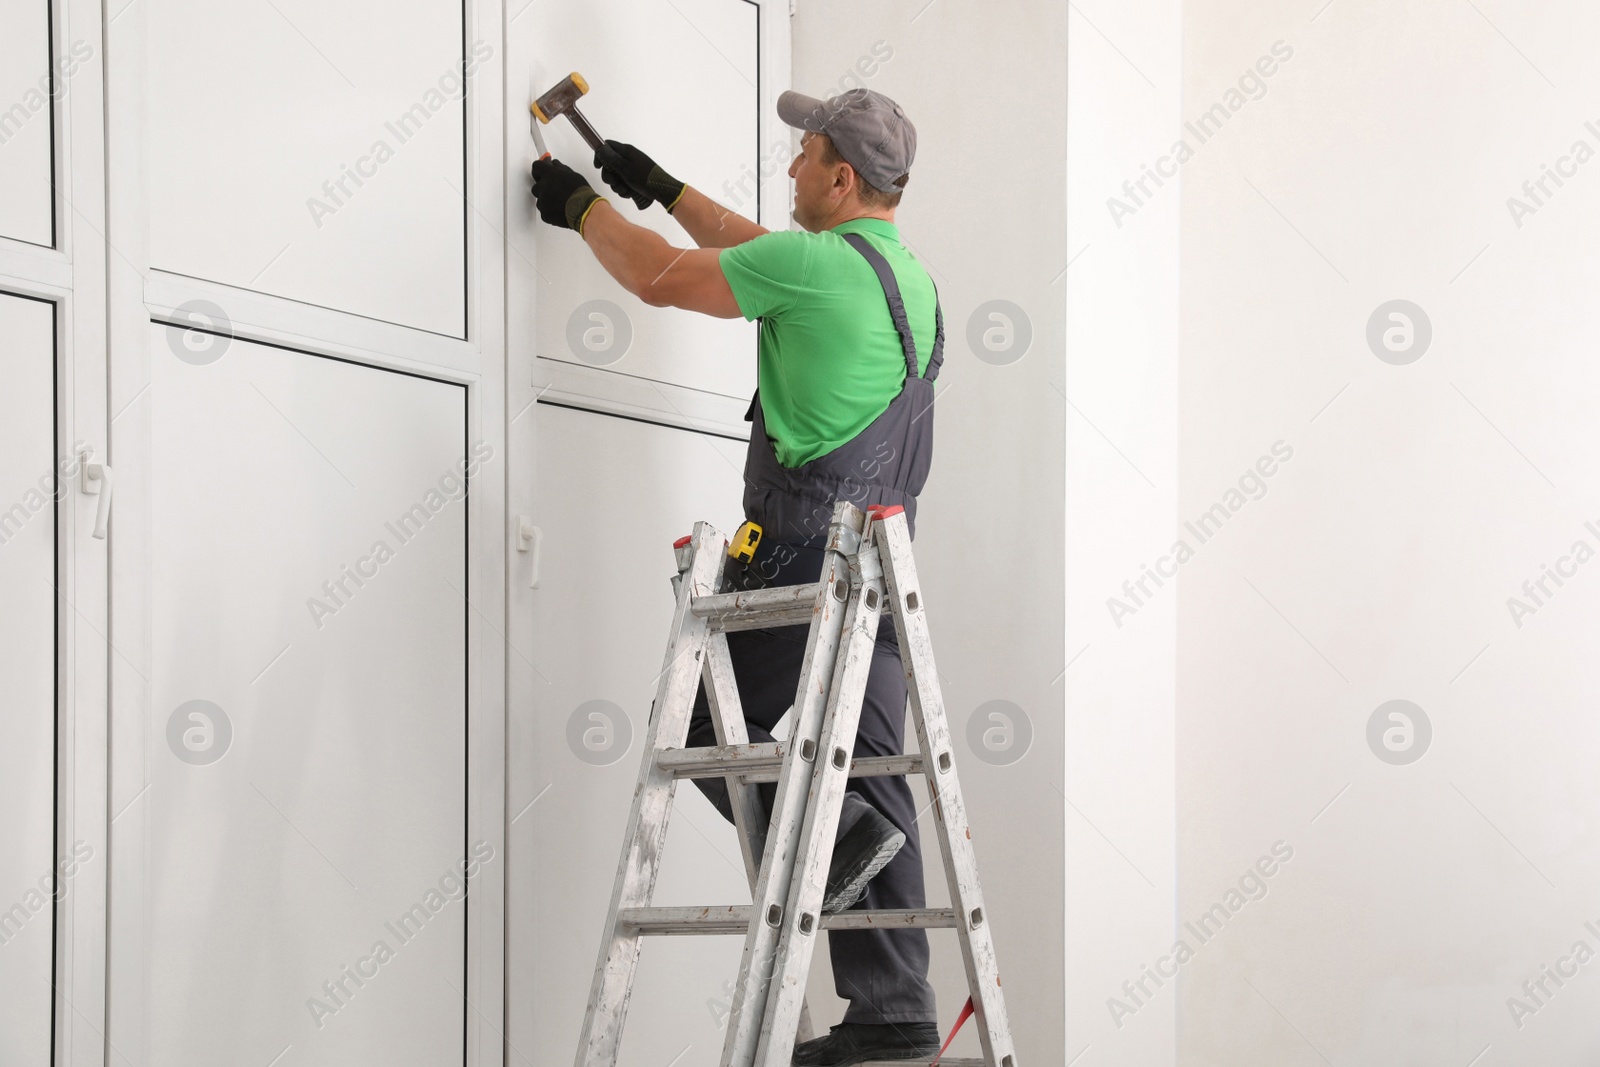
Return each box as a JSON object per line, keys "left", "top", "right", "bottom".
{"left": 0, "top": 0, "right": 789, "bottom": 1065}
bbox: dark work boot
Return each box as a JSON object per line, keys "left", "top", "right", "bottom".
{"left": 791, "top": 1021, "right": 941, "bottom": 1066}
{"left": 823, "top": 794, "right": 905, "bottom": 914}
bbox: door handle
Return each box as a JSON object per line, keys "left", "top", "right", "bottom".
{"left": 80, "top": 450, "right": 114, "bottom": 539}
{"left": 516, "top": 517, "right": 542, "bottom": 588}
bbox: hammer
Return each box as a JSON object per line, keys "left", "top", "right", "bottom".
{"left": 532, "top": 72, "right": 650, "bottom": 208}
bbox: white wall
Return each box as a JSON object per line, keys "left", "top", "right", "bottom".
{"left": 1175, "top": 1, "right": 1600, "bottom": 1064}
{"left": 1066, "top": 0, "right": 1182, "bottom": 1064}
{"left": 791, "top": 3, "right": 1066, "bottom": 1060}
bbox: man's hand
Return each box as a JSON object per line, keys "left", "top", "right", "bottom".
{"left": 593, "top": 140, "right": 767, "bottom": 248}
{"left": 595, "top": 140, "right": 687, "bottom": 213}
{"left": 530, "top": 157, "right": 605, "bottom": 233}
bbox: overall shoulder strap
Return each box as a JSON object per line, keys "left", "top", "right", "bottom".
{"left": 926, "top": 286, "right": 945, "bottom": 383}
{"left": 843, "top": 232, "right": 920, "bottom": 379}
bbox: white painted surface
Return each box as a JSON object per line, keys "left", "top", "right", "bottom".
{"left": 145, "top": 0, "right": 468, "bottom": 336}
{"left": 1064, "top": 1, "right": 1182, "bottom": 1064}
{"left": 526, "top": 0, "right": 758, "bottom": 400}
{"left": 1175, "top": 3, "right": 1600, "bottom": 1064}
{"left": 0, "top": 292, "right": 56, "bottom": 1067}
{"left": 146, "top": 326, "right": 468, "bottom": 1065}
{"left": 0, "top": 0, "right": 54, "bottom": 245}
{"left": 512, "top": 402, "right": 749, "bottom": 1065}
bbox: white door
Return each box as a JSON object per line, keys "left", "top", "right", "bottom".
{"left": 503, "top": 1, "right": 789, "bottom": 1059}
{"left": 140, "top": 328, "right": 470, "bottom": 1066}
{"left": 106, "top": 0, "right": 510, "bottom": 1058}
{"left": 517, "top": 403, "right": 751, "bottom": 1065}
{"left": 527, "top": 0, "right": 760, "bottom": 401}
{"left": 0, "top": 2, "right": 54, "bottom": 246}
{"left": 144, "top": 0, "right": 469, "bottom": 336}
{"left": 0, "top": 291, "right": 58, "bottom": 1066}
{"left": 3, "top": 0, "right": 508, "bottom": 1060}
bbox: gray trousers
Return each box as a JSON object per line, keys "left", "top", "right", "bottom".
{"left": 686, "top": 546, "right": 938, "bottom": 1027}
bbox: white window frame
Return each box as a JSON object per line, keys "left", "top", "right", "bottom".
{"left": 0, "top": 0, "right": 111, "bottom": 1064}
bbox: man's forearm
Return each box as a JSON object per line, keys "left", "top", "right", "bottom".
{"left": 581, "top": 200, "right": 684, "bottom": 299}
{"left": 574, "top": 198, "right": 742, "bottom": 318}
{"left": 668, "top": 186, "right": 769, "bottom": 249}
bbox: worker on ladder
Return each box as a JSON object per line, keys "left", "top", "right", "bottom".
{"left": 531, "top": 87, "right": 944, "bottom": 1066}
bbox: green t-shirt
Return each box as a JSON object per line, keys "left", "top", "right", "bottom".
{"left": 718, "top": 217, "right": 937, "bottom": 468}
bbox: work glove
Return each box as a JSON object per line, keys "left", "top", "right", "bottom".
{"left": 595, "top": 140, "right": 687, "bottom": 213}
{"left": 530, "top": 157, "right": 605, "bottom": 234}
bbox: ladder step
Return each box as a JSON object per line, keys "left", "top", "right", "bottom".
{"left": 657, "top": 743, "right": 926, "bottom": 783}
{"left": 657, "top": 742, "right": 785, "bottom": 780}
{"left": 619, "top": 905, "right": 750, "bottom": 936}
{"left": 822, "top": 908, "right": 958, "bottom": 930}
{"left": 617, "top": 906, "right": 959, "bottom": 936}
{"left": 691, "top": 582, "right": 826, "bottom": 631}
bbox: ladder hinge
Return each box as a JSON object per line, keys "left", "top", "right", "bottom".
{"left": 826, "top": 522, "right": 861, "bottom": 559}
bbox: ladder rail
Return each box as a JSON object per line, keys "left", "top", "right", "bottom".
{"left": 753, "top": 536, "right": 889, "bottom": 1066}
{"left": 572, "top": 522, "right": 726, "bottom": 1067}
{"left": 719, "top": 504, "right": 867, "bottom": 1067}
{"left": 703, "top": 631, "right": 819, "bottom": 1043}
{"left": 875, "top": 511, "right": 1018, "bottom": 1067}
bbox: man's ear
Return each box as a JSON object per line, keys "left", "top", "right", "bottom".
{"left": 833, "top": 162, "right": 857, "bottom": 198}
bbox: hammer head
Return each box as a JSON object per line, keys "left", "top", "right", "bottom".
{"left": 532, "top": 72, "right": 589, "bottom": 124}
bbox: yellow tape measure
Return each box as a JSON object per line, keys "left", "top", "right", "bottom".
{"left": 728, "top": 520, "right": 763, "bottom": 564}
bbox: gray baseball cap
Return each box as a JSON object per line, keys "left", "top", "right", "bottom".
{"left": 777, "top": 88, "right": 916, "bottom": 195}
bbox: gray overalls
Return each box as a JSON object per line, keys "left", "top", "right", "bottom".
{"left": 688, "top": 232, "right": 945, "bottom": 1026}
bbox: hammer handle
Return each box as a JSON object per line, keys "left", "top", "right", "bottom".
{"left": 566, "top": 106, "right": 606, "bottom": 153}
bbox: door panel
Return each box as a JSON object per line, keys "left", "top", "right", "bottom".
{"left": 145, "top": 0, "right": 467, "bottom": 336}
{"left": 515, "top": 403, "right": 751, "bottom": 1063}
{"left": 146, "top": 326, "right": 468, "bottom": 1065}
{"left": 531, "top": 0, "right": 759, "bottom": 401}
{"left": 0, "top": 0, "right": 54, "bottom": 245}
{"left": 0, "top": 292, "right": 56, "bottom": 1066}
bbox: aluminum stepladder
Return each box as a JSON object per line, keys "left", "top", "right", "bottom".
{"left": 573, "top": 501, "right": 1017, "bottom": 1067}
